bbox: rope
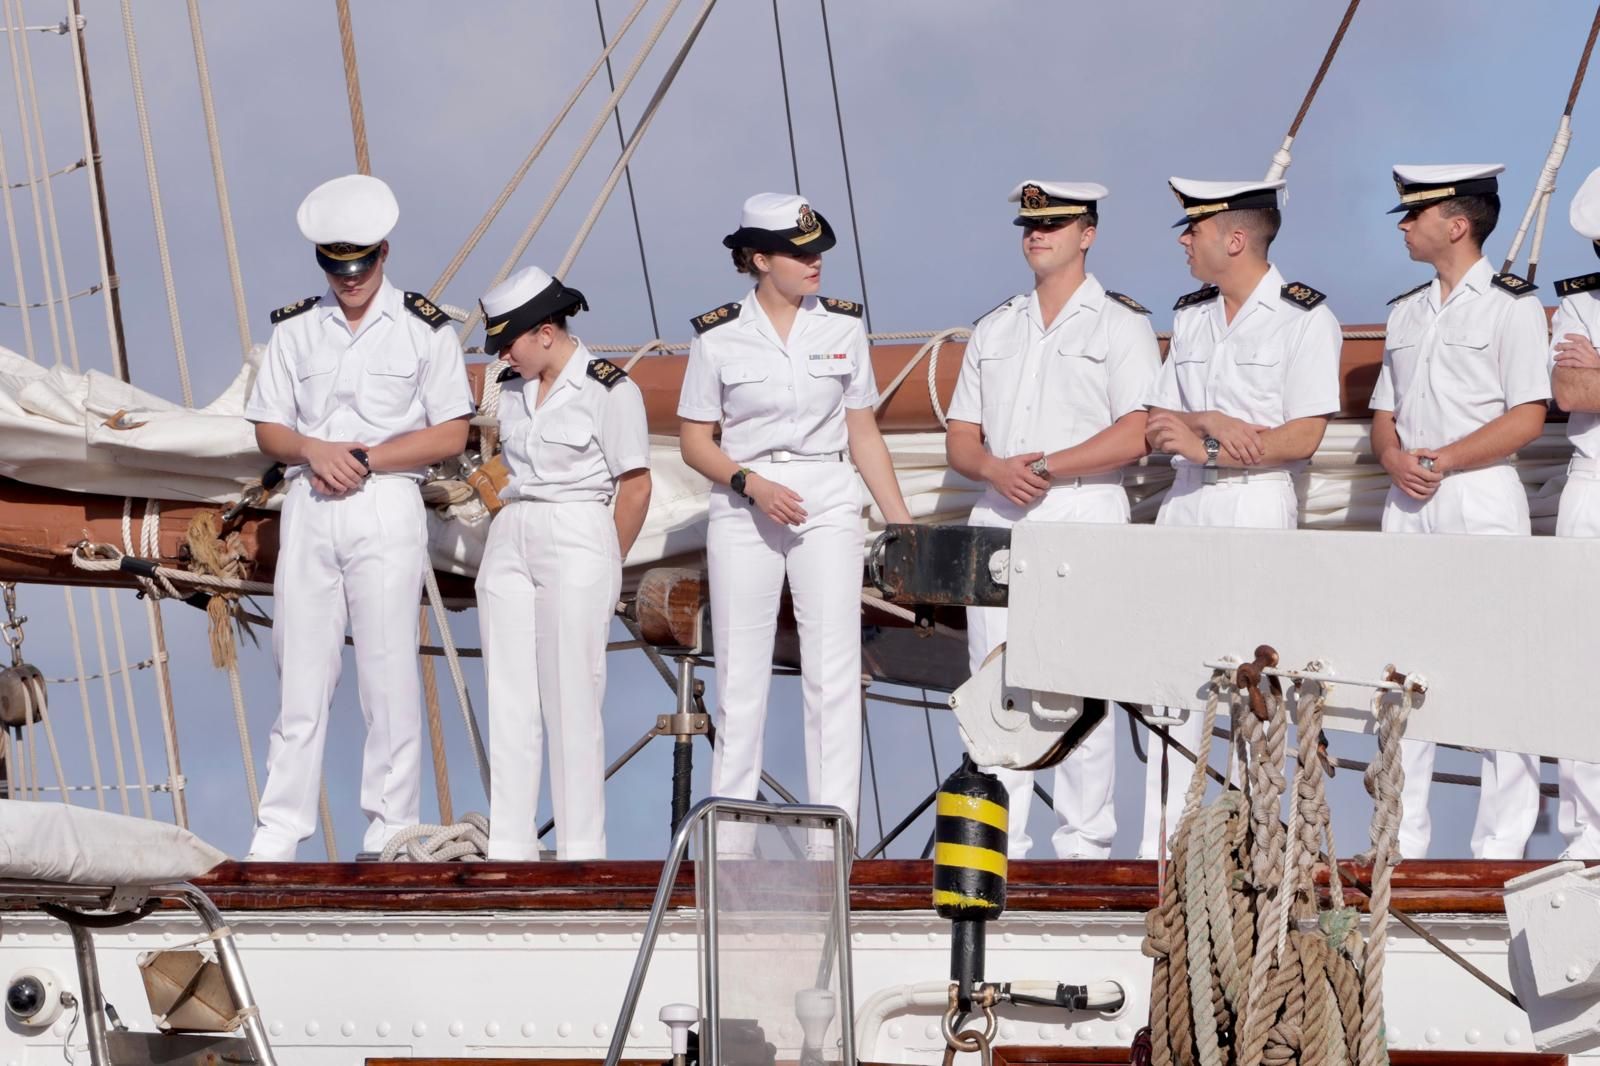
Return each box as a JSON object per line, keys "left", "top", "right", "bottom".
{"left": 456, "top": 0, "right": 690, "bottom": 341}
{"left": 427, "top": 0, "right": 652, "bottom": 303}
{"left": 0, "top": 92, "right": 34, "bottom": 359}
{"left": 70, "top": 542, "right": 274, "bottom": 596}
{"left": 818, "top": 0, "right": 871, "bottom": 332}
{"left": 184, "top": 0, "right": 251, "bottom": 358}
{"left": 592, "top": 0, "right": 661, "bottom": 339}
{"left": 319, "top": 781, "right": 338, "bottom": 860}
{"left": 226, "top": 653, "right": 260, "bottom": 818}
{"left": 85, "top": 590, "right": 131, "bottom": 815}
{"left": 417, "top": 607, "right": 454, "bottom": 824}
{"left": 1567, "top": 3, "right": 1600, "bottom": 116}
{"left": 3, "top": 0, "right": 65, "bottom": 367}
{"left": 1266, "top": 0, "right": 1361, "bottom": 182}
{"left": 333, "top": 0, "right": 370, "bottom": 174}
{"left": 124, "top": 499, "right": 188, "bottom": 826}
{"left": 106, "top": 593, "right": 154, "bottom": 819}
{"left": 26, "top": 670, "right": 71, "bottom": 808}
{"left": 871, "top": 326, "right": 967, "bottom": 428}
{"left": 770, "top": 0, "right": 801, "bottom": 193}
{"left": 554, "top": 0, "right": 722, "bottom": 281}
{"left": 379, "top": 812, "right": 490, "bottom": 862}
{"left": 1355, "top": 683, "right": 1416, "bottom": 1066}
{"left": 65, "top": 0, "right": 125, "bottom": 380}
{"left": 119, "top": 0, "right": 192, "bottom": 404}
{"left": 423, "top": 565, "right": 490, "bottom": 797}
{"left": 60, "top": 588, "right": 106, "bottom": 809}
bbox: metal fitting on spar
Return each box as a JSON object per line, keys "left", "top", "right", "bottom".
{"left": 932, "top": 756, "right": 1009, "bottom": 1009}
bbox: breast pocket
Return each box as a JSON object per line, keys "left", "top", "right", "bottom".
{"left": 293, "top": 354, "right": 339, "bottom": 421}
{"left": 1433, "top": 327, "right": 1497, "bottom": 395}
{"left": 1227, "top": 344, "right": 1284, "bottom": 413}
{"left": 1055, "top": 345, "right": 1109, "bottom": 414}
{"left": 534, "top": 413, "right": 593, "bottom": 477}
{"left": 357, "top": 351, "right": 420, "bottom": 425}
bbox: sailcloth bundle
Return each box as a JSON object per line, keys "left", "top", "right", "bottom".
{"left": 1140, "top": 666, "right": 1405, "bottom": 1066}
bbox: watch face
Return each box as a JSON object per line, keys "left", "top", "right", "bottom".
{"left": 730, "top": 471, "right": 746, "bottom": 495}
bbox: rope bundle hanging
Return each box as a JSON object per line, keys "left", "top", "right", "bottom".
{"left": 1138, "top": 655, "right": 1401, "bottom": 1066}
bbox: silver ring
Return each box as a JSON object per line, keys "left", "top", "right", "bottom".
{"left": 1418, "top": 457, "right": 1436, "bottom": 472}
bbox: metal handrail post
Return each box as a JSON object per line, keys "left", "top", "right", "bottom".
{"left": 65, "top": 922, "right": 110, "bottom": 1066}
{"left": 170, "top": 882, "right": 278, "bottom": 1066}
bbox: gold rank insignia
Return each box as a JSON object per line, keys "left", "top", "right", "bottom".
{"left": 797, "top": 204, "right": 819, "bottom": 233}
{"left": 821, "top": 296, "right": 864, "bottom": 317}
{"left": 1173, "top": 285, "right": 1219, "bottom": 311}
{"left": 1556, "top": 273, "right": 1600, "bottom": 298}
{"left": 1491, "top": 272, "right": 1537, "bottom": 297}
{"left": 1020, "top": 184, "right": 1048, "bottom": 211}
{"left": 586, "top": 358, "right": 627, "bottom": 389}
{"left": 1105, "top": 290, "right": 1151, "bottom": 315}
{"left": 404, "top": 291, "right": 450, "bottom": 329}
{"left": 1386, "top": 280, "right": 1430, "bottom": 306}
{"left": 690, "top": 302, "right": 741, "bottom": 334}
{"left": 1279, "top": 282, "right": 1327, "bottom": 310}
{"left": 269, "top": 295, "right": 322, "bottom": 325}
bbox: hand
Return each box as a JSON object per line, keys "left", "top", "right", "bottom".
{"left": 1146, "top": 412, "right": 1207, "bottom": 464}
{"left": 305, "top": 439, "right": 370, "bottom": 495}
{"left": 1381, "top": 447, "right": 1442, "bottom": 500}
{"left": 985, "top": 452, "right": 1050, "bottom": 508}
{"left": 747, "top": 473, "right": 807, "bottom": 526}
{"left": 1554, "top": 332, "right": 1600, "bottom": 371}
{"left": 1198, "top": 412, "right": 1269, "bottom": 465}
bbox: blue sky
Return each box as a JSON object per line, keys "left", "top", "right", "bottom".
{"left": 1, "top": 0, "right": 1592, "bottom": 859}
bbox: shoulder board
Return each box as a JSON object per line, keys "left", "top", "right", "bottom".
{"left": 821, "top": 296, "right": 864, "bottom": 318}
{"left": 1173, "top": 285, "right": 1218, "bottom": 311}
{"left": 495, "top": 365, "right": 522, "bottom": 384}
{"left": 269, "top": 295, "right": 321, "bottom": 325}
{"left": 404, "top": 292, "right": 451, "bottom": 329}
{"left": 1491, "top": 272, "right": 1538, "bottom": 297}
{"left": 1280, "top": 282, "right": 1327, "bottom": 311}
{"left": 1105, "top": 290, "right": 1151, "bottom": 315}
{"left": 586, "top": 358, "right": 628, "bottom": 390}
{"left": 971, "top": 294, "right": 1021, "bottom": 326}
{"left": 1557, "top": 272, "right": 1600, "bottom": 298}
{"left": 1386, "top": 281, "right": 1430, "bottom": 306}
{"left": 690, "top": 302, "right": 740, "bottom": 334}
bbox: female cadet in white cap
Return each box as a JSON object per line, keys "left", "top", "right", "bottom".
{"left": 475, "top": 266, "right": 652, "bottom": 860}
{"left": 678, "top": 192, "right": 912, "bottom": 856}
{"left": 244, "top": 174, "right": 474, "bottom": 860}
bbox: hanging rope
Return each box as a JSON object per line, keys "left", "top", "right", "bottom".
{"left": 60, "top": 588, "right": 107, "bottom": 809}
{"left": 119, "top": 0, "right": 193, "bottom": 404}
{"left": 64, "top": 3, "right": 124, "bottom": 380}
{"left": 817, "top": 0, "right": 872, "bottom": 332}
{"left": 1265, "top": 0, "right": 1362, "bottom": 181}
{"left": 106, "top": 592, "right": 154, "bottom": 819}
{"left": 427, "top": 0, "right": 653, "bottom": 304}
{"left": 418, "top": 608, "right": 455, "bottom": 824}
{"left": 555, "top": 0, "right": 722, "bottom": 280}
{"left": 3, "top": 0, "right": 66, "bottom": 367}
{"left": 456, "top": 0, "right": 691, "bottom": 341}
{"left": 85, "top": 590, "right": 132, "bottom": 815}
{"left": 1501, "top": 3, "right": 1600, "bottom": 280}
{"left": 770, "top": 0, "right": 801, "bottom": 193}
{"left": 423, "top": 566, "right": 490, "bottom": 797}
{"left": 872, "top": 325, "right": 967, "bottom": 429}
{"left": 184, "top": 0, "right": 251, "bottom": 358}
{"left": 333, "top": 0, "right": 370, "bottom": 174}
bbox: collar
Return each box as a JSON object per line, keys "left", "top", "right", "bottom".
{"left": 738, "top": 287, "right": 821, "bottom": 349}
{"left": 1027, "top": 273, "right": 1104, "bottom": 333}
{"left": 319, "top": 277, "right": 399, "bottom": 329}
{"left": 550, "top": 338, "right": 592, "bottom": 397}
{"left": 1429, "top": 256, "right": 1492, "bottom": 311}
{"left": 1213, "top": 264, "right": 1284, "bottom": 332}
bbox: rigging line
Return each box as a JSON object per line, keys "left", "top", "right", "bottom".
{"left": 817, "top": 0, "right": 871, "bottom": 332}
{"left": 6, "top": 157, "right": 85, "bottom": 187}
{"left": 427, "top": 0, "right": 652, "bottom": 304}
{"left": 333, "top": 0, "right": 370, "bottom": 174}
{"left": 1265, "top": 0, "right": 1360, "bottom": 181}
{"left": 67, "top": 0, "right": 129, "bottom": 382}
{"left": 1566, "top": 2, "right": 1600, "bottom": 116}
{"left": 106, "top": 592, "right": 154, "bottom": 819}
{"left": 456, "top": 0, "right": 691, "bottom": 341}
{"left": 861, "top": 685, "right": 886, "bottom": 844}
{"left": 86, "top": 588, "right": 131, "bottom": 815}
{"left": 593, "top": 0, "right": 661, "bottom": 338}
{"left": 556, "top": 0, "right": 722, "bottom": 280}
{"left": 119, "top": 0, "right": 193, "bottom": 405}
{"left": 770, "top": 0, "right": 800, "bottom": 193}
{"left": 185, "top": 0, "right": 251, "bottom": 359}
{"left": 123, "top": 498, "right": 187, "bottom": 826}
{"left": 3, "top": 0, "right": 65, "bottom": 367}
{"left": 921, "top": 686, "right": 940, "bottom": 784}
{"left": 0, "top": 104, "right": 34, "bottom": 359}
{"left": 0, "top": 282, "right": 99, "bottom": 308}
{"left": 61, "top": 587, "right": 107, "bottom": 809}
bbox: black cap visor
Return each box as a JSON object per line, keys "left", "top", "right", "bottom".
{"left": 315, "top": 242, "right": 382, "bottom": 277}
{"left": 721, "top": 212, "right": 837, "bottom": 256}
{"left": 482, "top": 281, "right": 588, "bottom": 355}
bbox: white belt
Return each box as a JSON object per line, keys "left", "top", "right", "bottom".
{"left": 748, "top": 450, "right": 846, "bottom": 463}
{"left": 1051, "top": 472, "right": 1124, "bottom": 488}
{"left": 1571, "top": 458, "right": 1600, "bottom": 476}
{"left": 1177, "top": 465, "right": 1293, "bottom": 485}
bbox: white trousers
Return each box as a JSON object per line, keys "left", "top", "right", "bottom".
{"left": 706, "top": 461, "right": 864, "bottom": 857}
{"left": 249, "top": 476, "right": 426, "bottom": 860}
{"left": 1556, "top": 470, "right": 1600, "bottom": 858}
{"left": 477, "top": 500, "right": 620, "bottom": 861}
{"left": 1138, "top": 468, "right": 1298, "bottom": 859}
{"left": 1381, "top": 466, "right": 1539, "bottom": 860}
{"left": 965, "top": 484, "right": 1128, "bottom": 859}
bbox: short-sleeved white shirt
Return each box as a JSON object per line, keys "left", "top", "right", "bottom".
{"left": 245, "top": 278, "right": 473, "bottom": 477}
{"left": 1146, "top": 264, "right": 1342, "bottom": 467}
{"left": 1371, "top": 257, "right": 1551, "bottom": 451}
{"left": 498, "top": 339, "right": 650, "bottom": 503}
{"left": 946, "top": 274, "right": 1161, "bottom": 457}
{"left": 676, "top": 289, "right": 878, "bottom": 463}
{"left": 1552, "top": 286, "right": 1600, "bottom": 460}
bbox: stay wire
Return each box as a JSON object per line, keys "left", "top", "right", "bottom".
{"left": 817, "top": 0, "right": 871, "bottom": 331}
{"left": 592, "top": 0, "right": 660, "bottom": 339}
{"left": 771, "top": 0, "right": 800, "bottom": 192}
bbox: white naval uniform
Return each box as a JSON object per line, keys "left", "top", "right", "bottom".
{"left": 475, "top": 343, "right": 649, "bottom": 861}
{"left": 244, "top": 279, "right": 473, "bottom": 860}
{"left": 1550, "top": 281, "right": 1600, "bottom": 858}
{"left": 678, "top": 290, "right": 878, "bottom": 856}
{"left": 946, "top": 276, "right": 1160, "bottom": 858}
{"left": 1139, "top": 265, "right": 1342, "bottom": 858}
{"left": 1371, "top": 256, "right": 1551, "bottom": 860}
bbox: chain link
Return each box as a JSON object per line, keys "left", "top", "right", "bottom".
{"left": 2, "top": 582, "right": 25, "bottom": 666}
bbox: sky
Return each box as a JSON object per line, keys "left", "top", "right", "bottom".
{"left": 0, "top": 0, "right": 1593, "bottom": 861}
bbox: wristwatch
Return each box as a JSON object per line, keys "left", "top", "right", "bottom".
{"left": 729, "top": 467, "right": 754, "bottom": 505}
{"left": 1418, "top": 456, "right": 1436, "bottom": 472}
{"left": 351, "top": 447, "right": 373, "bottom": 478}
{"left": 1202, "top": 436, "right": 1220, "bottom": 485}
{"left": 1028, "top": 457, "right": 1051, "bottom": 481}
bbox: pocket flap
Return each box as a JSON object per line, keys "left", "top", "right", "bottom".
{"left": 1443, "top": 328, "right": 1490, "bottom": 349}
{"left": 367, "top": 353, "right": 418, "bottom": 378}
{"left": 296, "top": 355, "right": 337, "bottom": 380}
{"left": 540, "top": 417, "right": 590, "bottom": 447}
{"left": 1233, "top": 346, "right": 1283, "bottom": 367}
{"left": 720, "top": 362, "right": 769, "bottom": 385}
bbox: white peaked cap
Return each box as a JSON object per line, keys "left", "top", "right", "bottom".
{"left": 296, "top": 174, "right": 399, "bottom": 246}
{"left": 1571, "top": 166, "right": 1600, "bottom": 241}
{"left": 738, "top": 192, "right": 812, "bottom": 230}
{"left": 482, "top": 266, "right": 556, "bottom": 318}
{"left": 1006, "top": 180, "right": 1109, "bottom": 203}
